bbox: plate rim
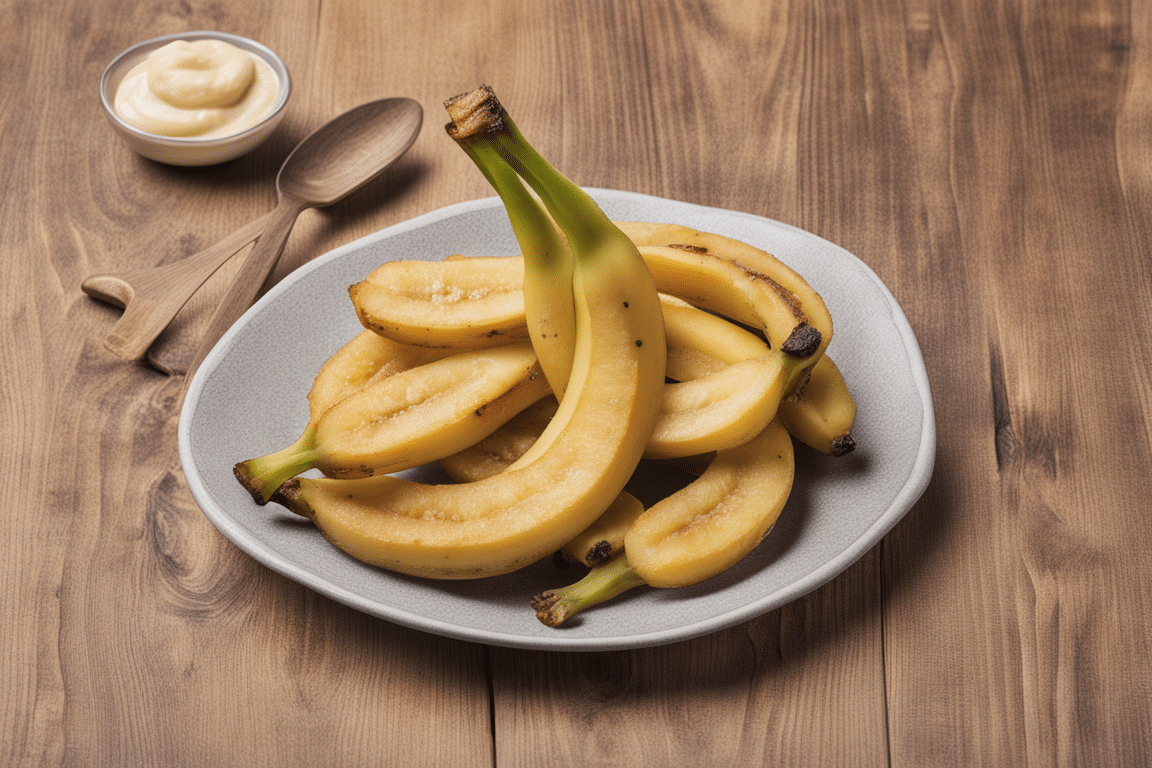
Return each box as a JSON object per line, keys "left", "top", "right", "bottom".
{"left": 179, "top": 188, "right": 936, "bottom": 651}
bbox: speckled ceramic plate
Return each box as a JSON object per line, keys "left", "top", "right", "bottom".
{"left": 179, "top": 189, "right": 935, "bottom": 651}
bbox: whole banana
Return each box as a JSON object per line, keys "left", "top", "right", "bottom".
{"left": 267, "top": 86, "right": 667, "bottom": 580}
{"left": 450, "top": 127, "right": 577, "bottom": 397}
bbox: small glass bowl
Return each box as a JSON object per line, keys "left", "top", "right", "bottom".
{"left": 100, "top": 31, "right": 292, "bottom": 166}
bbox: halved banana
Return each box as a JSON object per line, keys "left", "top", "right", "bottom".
{"left": 532, "top": 418, "right": 796, "bottom": 625}
{"left": 617, "top": 221, "right": 833, "bottom": 363}
{"left": 348, "top": 255, "right": 530, "bottom": 349}
{"left": 235, "top": 341, "right": 552, "bottom": 502}
{"left": 625, "top": 418, "right": 795, "bottom": 588}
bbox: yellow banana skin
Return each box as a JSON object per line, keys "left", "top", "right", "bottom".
{"left": 270, "top": 221, "right": 667, "bottom": 579}
{"left": 777, "top": 354, "right": 857, "bottom": 456}
{"left": 616, "top": 221, "right": 833, "bottom": 364}
{"left": 624, "top": 418, "right": 795, "bottom": 589}
{"left": 351, "top": 229, "right": 827, "bottom": 367}
{"left": 437, "top": 295, "right": 797, "bottom": 477}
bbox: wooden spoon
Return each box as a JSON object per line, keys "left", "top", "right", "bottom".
{"left": 82, "top": 213, "right": 270, "bottom": 360}
{"left": 84, "top": 97, "right": 423, "bottom": 371}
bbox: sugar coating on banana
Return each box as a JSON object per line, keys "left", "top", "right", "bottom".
{"left": 625, "top": 418, "right": 795, "bottom": 588}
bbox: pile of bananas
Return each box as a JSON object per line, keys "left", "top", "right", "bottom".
{"left": 235, "top": 86, "right": 856, "bottom": 626}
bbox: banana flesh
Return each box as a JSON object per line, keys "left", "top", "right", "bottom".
{"left": 439, "top": 396, "right": 558, "bottom": 483}
{"left": 348, "top": 255, "right": 530, "bottom": 349}
{"left": 234, "top": 341, "right": 551, "bottom": 502}
{"left": 308, "top": 329, "right": 452, "bottom": 418}
{"left": 624, "top": 418, "right": 795, "bottom": 588}
{"left": 307, "top": 342, "right": 550, "bottom": 477}
{"left": 661, "top": 297, "right": 770, "bottom": 377}
{"left": 532, "top": 418, "right": 795, "bottom": 625}
{"left": 649, "top": 355, "right": 791, "bottom": 459}
{"left": 777, "top": 354, "right": 857, "bottom": 455}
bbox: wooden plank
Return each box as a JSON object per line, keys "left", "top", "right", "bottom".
{"left": 482, "top": 2, "right": 891, "bottom": 765}
{"left": 881, "top": 1, "right": 1152, "bottom": 765}
{"left": 491, "top": 555, "right": 887, "bottom": 768}
{"left": 0, "top": 1, "right": 496, "bottom": 765}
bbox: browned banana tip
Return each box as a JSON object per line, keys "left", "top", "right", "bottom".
{"left": 269, "top": 479, "right": 311, "bottom": 518}
{"left": 529, "top": 591, "right": 565, "bottom": 626}
{"left": 830, "top": 434, "right": 856, "bottom": 456}
{"left": 444, "top": 85, "right": 505, "bottom": 139}
{"left": 233, "top": 462, "right": 268, "bottom": 506}
{"left": 780, "top": 323, "right": 822, "bottom": 358}
{"left": 584, "top": 540, "right": 613, "bottom": 567}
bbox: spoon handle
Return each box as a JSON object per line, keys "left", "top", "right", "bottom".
{"left": 87, "top": 213, "right": 272, "bottom": 361}
{"left": 180, "top": 197, "right": 309, "bottom": 388}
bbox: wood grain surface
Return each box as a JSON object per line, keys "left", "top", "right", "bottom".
{"left": 4, "top": 0, "right": 1150, "bottom": 765}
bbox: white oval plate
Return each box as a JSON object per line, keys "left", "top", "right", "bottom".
{"left": 179, "top": 189, "right": 935, "bottom": 651}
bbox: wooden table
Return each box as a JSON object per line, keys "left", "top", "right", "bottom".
{"left": 6, "top": 0, "right": 1149, "bottom": 765}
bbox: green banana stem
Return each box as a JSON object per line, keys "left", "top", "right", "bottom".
{"left": 233, "top": 428, "right": 323, "bottom": 505}
{"left": 456, "top": 138, "right": 568, "bottom": 264}
{"left": 530, "top": 554, "right": 648, "bottom": 627}
{"left": 453, "top": 136, "right": 577, "bottom": 396}
{"left": 445, "top": 85, "right": 631, "bottom": 267}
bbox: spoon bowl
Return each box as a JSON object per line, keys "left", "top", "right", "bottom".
{"left": 276, "top": 98, "right": 423, "bottom": 207}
